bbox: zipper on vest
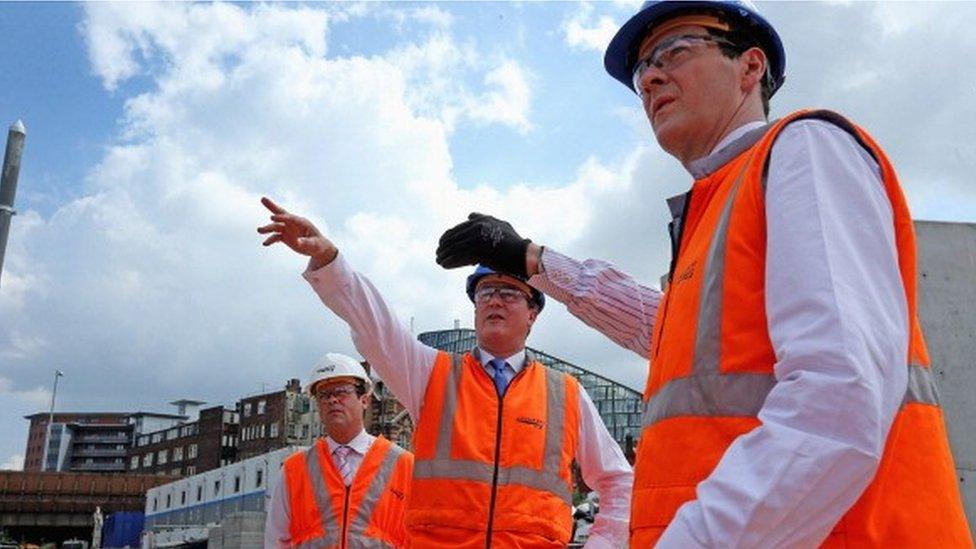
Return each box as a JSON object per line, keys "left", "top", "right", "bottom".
{"left": 655, "top": 188, "right": 694, "bottom": 360}
{"left": 485, "top": 390, "right": 504, "bottom": 549}
{"left": 340, "top": 485, "right": 351, "bottom": 549}
{"left": 482, "top": 365, "right": 527, "bottom": 549}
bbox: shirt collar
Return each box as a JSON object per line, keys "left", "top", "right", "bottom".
{"left": 709, "top": 120, "right": 767, "bottom": 155}
{"left": 476, "top": 347, "right": 526, "bottom": 373}
{"left": 325, "top": 428, "right": 373, "bottom": 456}
{"left": 685, "top": 119, "right": 771, "bottom": 179}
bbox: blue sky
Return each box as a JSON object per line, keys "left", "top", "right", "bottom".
{"left": 2, "top": 2, "right": 975, "bottom": 470}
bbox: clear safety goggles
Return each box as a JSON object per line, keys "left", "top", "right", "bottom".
{"left": 632, "top": 34, "right": 737, "bottom": 97}
{"left": 474, "top": 286, "right": 531, "bottom": 305}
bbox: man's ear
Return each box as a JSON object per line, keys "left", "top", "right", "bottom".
{"left": 740, "top": 46, "right": 767, "bottom": 92}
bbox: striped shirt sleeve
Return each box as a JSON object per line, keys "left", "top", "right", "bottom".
{"left": 529, "top": 248, "right": 661, "bottom": 359}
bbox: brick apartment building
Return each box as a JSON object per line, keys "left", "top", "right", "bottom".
{"left": 128, "top": 405, "right": 239, "bottom": 477}
{"left": 24, "top": 412, "right": 136, "bottom": 473}
{"left": 237, "top": 378, "right": 317, "bottom": 460}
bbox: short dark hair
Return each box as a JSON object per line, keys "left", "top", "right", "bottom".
{"left": 706, "top": 27, "right": 772, "bottom": 117}
{"left": 354, "top": 380, "right": 369, "bottom": 398}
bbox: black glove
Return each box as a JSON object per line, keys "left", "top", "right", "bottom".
{"left": 436, "top": 213, "right": 531, "bottom": 277}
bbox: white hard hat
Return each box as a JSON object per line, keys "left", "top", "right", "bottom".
{"left": 307, "top": 353, "right": 372, "bottom": 395}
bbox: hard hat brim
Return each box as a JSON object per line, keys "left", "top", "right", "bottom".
{"left": 604, "top": 1, "right": 785, "bottom": 96}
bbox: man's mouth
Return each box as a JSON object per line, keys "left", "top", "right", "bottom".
{"left": 486, "top": 313, "right": 505, "bottom": 321}
{"left": 652, "top": 96, "right": 675, "bottom": 118}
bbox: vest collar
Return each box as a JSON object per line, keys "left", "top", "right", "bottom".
{"left": 473, "top": 346, "right": 532, "bottom": 373}
{"left": 686, "top": 121, "right": 772, "bottom": 179}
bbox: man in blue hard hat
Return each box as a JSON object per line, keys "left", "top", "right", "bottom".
{"left": 257, "top": 197, "right": 633, "bottom": 547}
{"left": 436, "top": 1, "right": 970, "bottom": 546}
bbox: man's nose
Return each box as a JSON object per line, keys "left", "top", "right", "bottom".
{"left": 637, "top": 65, "right": 668, "bottom": 99}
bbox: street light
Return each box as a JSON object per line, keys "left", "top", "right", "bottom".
{"left": 0, "top": 119, "right": 26, "bottom": 291}
{"left": 44, "top": 369, "right": 64, "bottom": 471}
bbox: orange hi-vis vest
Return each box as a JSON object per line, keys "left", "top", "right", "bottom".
{"left": 283, "top": 435, "right": 414, "bottom": 548}
{"left": 407, "top": 350, "right": 581, "bottom": 548}
{"left": 631, "top": 110, "right": 972, "bottom": 547}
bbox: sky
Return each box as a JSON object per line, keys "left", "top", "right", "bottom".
{"left": 1, "top": 1, "right": 975, "bottom": 471}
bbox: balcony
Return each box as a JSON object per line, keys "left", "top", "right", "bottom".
{"left": 72, "top": 434, "right": 131, "bottom": 444}
{"left": 70, "top": 462, "right": 126, "bottom": 472}
{"left": 71, "top": 448, "right": 128, "bottom": 457}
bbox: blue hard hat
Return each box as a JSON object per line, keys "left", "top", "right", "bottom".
{"left": 466, "top": 265, "right": 545, "bottom": 311}
{"left": 604, "top": 0, "right": 785, "bottom": 96}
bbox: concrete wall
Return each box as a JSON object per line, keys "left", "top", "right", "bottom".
{"left": 915, "top": 221, "right": 976, "bottom": 532}
{"left": 207, "top": 511, "right": 265, "bottom": 549}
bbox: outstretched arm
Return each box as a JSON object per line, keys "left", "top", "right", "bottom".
{"left": 258, "top": 197, "right": 437, "bottom": 420}
{"left": 436, "top": 214, "right": 660, "bottom": 358}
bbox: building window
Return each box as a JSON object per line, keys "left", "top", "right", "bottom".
{"left": 165, "top": 494, "right": 171, "bottom": 509}
{"left": 157, "top": 450, "right": 168, "bottom": 465}
{"left": 173, "top": 447, "right": 183, "bottom": 462}
{"left": 130, "top": 456, "right": 139, "bottom": 469}
{"left": 188, "top": 444, "right": 197, "bottom": 459}
{"left": 187, "top": 465, "right": 196, "bottom": 476}
{"left": 167, "top": 428, "right": 178, "bottom": 441}
{"left": 270, "top": 422, "right": 279, "bottom": 438}
{"left": 214, "top": 480, "right": 221, "bottom": 497}
{"left": 152, "top": 497, "right": 157, "bottom": 511}
{"left": 180, "top": 490, "right": 186, "bottom": 505}
{"left": 256, "top": 468, "right": 264, "bottom": 488}
{"left": 234, "top": 476, "right": 241, "bottom": 493}
{"left": 143, "top": 454, "right": 153, "bottom": 467}
{"left": 257, "top": 400, "right": 266, "bottom": 414}
{"left": 151, "top": 433, "right": 162, "bottom": 444}
{"left": 196, "top": 484, "right": 203, "bottom": 501}
{"left": 244, "top": 403, "right": 252, "bottom": 417}
{"left": 172, "top": 467, "right": 181, "bottom": 476}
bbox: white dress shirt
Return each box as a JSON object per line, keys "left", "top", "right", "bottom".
{"left": 264, "top": 429, "right": 376, "bottom": 548}
{"left": 529, "top": 117, "right": 909, "bottom": 547}
{"left": 304, "top": 255, "right": 633, "bottom": 548}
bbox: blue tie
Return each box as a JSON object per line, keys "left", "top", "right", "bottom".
{"left": 488, "top": 358, "right": 510, "bottom": 397}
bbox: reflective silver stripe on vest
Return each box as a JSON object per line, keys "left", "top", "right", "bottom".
{"left": 412, "top": 458, "right": 572, "bottom": 504}
{"left": 903, "top": 363, "right": 941, "bottom": 406}
{"left": 413, "top": 352, "right": 573, "bottom": 505}
{"left": 641, "top": 373, "right": 776, "bottom": 427}
{"left": 297, "top": 444, "right": 340, "bottom": 549}
{"left": 643, "top": 363, "right": 944, "bottom": 429}
{"left": 346, "top": 443, "right": 404, "bottom": 548}
{"left": 692, "top": 165, "right": 748, "bottom": 376}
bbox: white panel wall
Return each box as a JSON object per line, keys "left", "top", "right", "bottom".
{"left": 915, "top": 221, "right": 976, "bottom": 536}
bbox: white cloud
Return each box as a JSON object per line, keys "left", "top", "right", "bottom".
{"left": 562, "top": 2, "right": 620, "bottom": 53}
{"left": 387, "top": 5, "right": 454, "bottom": 31}
{"left": 464, "top": 61, "right": 533, "bottom": 134}
{"left": 1, "top": 454, "right": 24, "bottom": 471}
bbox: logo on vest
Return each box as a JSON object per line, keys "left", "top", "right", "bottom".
{"left": 675, "top": 261, "right": 696, "bottom": 285}
{"left": 389, "top": 487, "right": 405, "bottom": 500}
{"left": 516, "top": 416, "right": 545, "bottom": 430}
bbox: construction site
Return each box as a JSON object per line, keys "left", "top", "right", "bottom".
{"left": 3, "top": 2, "right": 976, "bottom": 547}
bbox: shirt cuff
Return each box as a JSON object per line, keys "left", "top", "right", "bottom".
{"left": 302, "top": 251, "right": 351, "bottom": 289}
{"left": 529, "top": 247, "right": 582, "bottom": 304}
